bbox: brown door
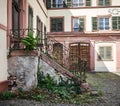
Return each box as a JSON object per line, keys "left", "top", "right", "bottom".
{"left": 69, "top": 42, "right": 90, "bottom": 73}
{"left": 53, "top": 43, "right": 63, "bottom": 65}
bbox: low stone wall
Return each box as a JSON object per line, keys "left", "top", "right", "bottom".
{"left": 39, "top": 59, "right": 66, "bottom": 83}
{"left": 8, "top": 56, "right": 38, "bottom": 91}
{"left": 7, "top": 55, "right": 67, "bottom": 91}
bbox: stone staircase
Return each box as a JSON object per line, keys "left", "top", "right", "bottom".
{"left": 39, "top": 39, "right": 88, "bottom": 84}
{"left": 39, "top": 51, "right": 79, "bottom": 81}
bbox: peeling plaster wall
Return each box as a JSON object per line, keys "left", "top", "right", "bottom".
{"left": 8, "top": 56, "right": 38, "bottom": 91}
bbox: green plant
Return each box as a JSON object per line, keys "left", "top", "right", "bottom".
{"left": 37, "top": 71, "right": 57, "bottom": 90}
{"left": 0, "top": 91, "right": 15, "bottom": 100}
{"left": 22, "top": 31, "right": 40, "bottom": 51}
{"left": 98, "top": 89, "right": 103, "bottom": 96}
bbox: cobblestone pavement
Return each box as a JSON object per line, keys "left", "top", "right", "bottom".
{"left": 0, "top": 72, "right": 120, "bottom": 106}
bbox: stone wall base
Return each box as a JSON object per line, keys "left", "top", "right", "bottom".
{"left": 8, "top": 56, "right": 38, "bottom": 91}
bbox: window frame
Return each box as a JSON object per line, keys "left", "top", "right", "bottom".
{"left": 12, "top": 0, "right": 20, "bottom": 32}
{"left": 50, "top": 17, "right": 64, "bottom": 32}
{"left": 98, "top": 46, "right": 113, "bottom": 61}
{"left": 85, "top": 0, "right": 91, "bottom": 6}
{"left": 72, "top": 0, "right": 84, "bottom": 7}
{"left": 97, "top": 0, "right": 111, "bottom": 6}
{"left": 98, "top": 17, "right": 110, "bottom": 30}
{"left": 92, "top": 16, "right": 111, "bottom": 31}
{"left": 28, "top": 6, "right": 33, "bottom": 30}
{"left": 112, "top": 16, "right": 120, "bottom": 30}
{"left": 72, "top": 16, "right": 85, "bottom": 32}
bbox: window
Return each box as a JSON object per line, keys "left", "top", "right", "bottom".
{"left": 98, "top": 18, "right": 109, "bottom": 30}
{"left": 112, "top": 16, "right": 120, "bottom": 30}
{"left": 98, "top": 46, "right": 112, "bottom": 60}
{"left": 73, "top": 17, "right": 84, "bottom": 32}
{"left": 28, "top": 6, "right": 33, "bottom": 30}
{"left": 92, "top": 17, "right": 97, "bottom": 30}
{"left": 86, "top": 0, "right": 91, "bottom": 6}
{"left": 98, "top": 0, "right": 110, "bottom": 6}
{"left": 51, "top": 18, "right": 63, "bottom": 32}
{"left": 52, "top": 0, "right": 63, "bottom": 8}
{"left": 36, "top": 16, "right": 41, "bottom": 34}
{"left": 73, "top": 0, "right": 83, "bottom": 7}
{"left": 12, "top": 0, "right": 20, "bottom": 33}
{"left": 92, "top": 17, "right": 110, "bottom": 31}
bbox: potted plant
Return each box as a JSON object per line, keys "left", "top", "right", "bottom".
{"left": 22, "top": 31, "right": 40, "bottom": 51}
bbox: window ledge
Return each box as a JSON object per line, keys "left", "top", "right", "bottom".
{"left": 97, "top": 59, "right": 114, "bottom": 61}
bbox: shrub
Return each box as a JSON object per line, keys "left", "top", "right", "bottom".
{"left": 22, "top": 31, "right": 40, "bottom": 51}
{"left": 0, "top": 91, "right": 15, "bottom": 100}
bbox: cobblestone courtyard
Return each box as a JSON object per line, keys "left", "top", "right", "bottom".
{"left": 0, "top": 72, "right": 120, "bottom": 106}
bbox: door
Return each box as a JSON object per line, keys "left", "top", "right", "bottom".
{"left": 69, "top": 42, "right": 90, "bottom": 75}
{"left": 53, "top": 43, "right": 63, "bottom": 65}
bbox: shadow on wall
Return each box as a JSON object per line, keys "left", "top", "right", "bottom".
{"left": 94, "top": 42, "right": 116, "bottom": 72}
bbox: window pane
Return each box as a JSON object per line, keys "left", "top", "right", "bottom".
{"left": 86, "top": 0, "right": 91, "bottom": 6}
{"left": 73, "top": 18, "right": 79, "bottom": 31}
{"left": 99, "top": 18, "right": 104, "bottom": 30}
{"left": 105, "top": 18, "right": 109, "bottom": 29}
{"left": 73, "top": 18, "right": 84, "bottom": 31}
{"left": 51, "top": 18, "right": 63, "bottom": 32}
{"left": 92, "top": 17, "right": 97, "bottom": 30}
{"left": 99, "top": 46, "right": 112, "bottom": 60}
{"left": 105, "top": 0, "right": 110, "bottom": 6}
{"left": 79, "top": 18, "right": 84, "bottom": 31}
{"left": 98, "top": 0, "right": 110, "bottom": 6}
{"left": 98, "top": 0, "right": 103, "bottom": 6}
{"left": 99, "top": 47, "right": 104, "bottom": 59}
{"left": 73, "top": 0, "right": 83, "bottom": 7}
{"left": 58, "top": 0, "right": 63, "bottom": 7}
{"left": 98, "top": 18, "right": 109, "bottom": 30}
{"left": 106, "top": 47, "right": 112, "bottom": 59}
{"left": 28, "top": 6, "right": 33, "bottom": 29}
{"left": 112, "top": 17, "right": 120, "bottom": 30}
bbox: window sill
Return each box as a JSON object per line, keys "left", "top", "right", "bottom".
{"left": 97, "top": 59, "right": 114, "bottom": 61}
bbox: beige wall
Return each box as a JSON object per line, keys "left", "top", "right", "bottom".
{"left": 28, "top": 0, "right": 48, "bottom": 32}
{"left": 0, "top": 0, "right": 7, "bottom": 81}
{"left": 112, "top": 0, "right": 120, "bottom": 6}
{"left": 0, "top": 30, "right": 7, "bottom": 81}
{"left": 0, "top": 0, "right": 7, "bottom": 26}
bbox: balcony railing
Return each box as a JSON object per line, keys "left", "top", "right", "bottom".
{"left": 47, "top": 2, "right": 84, "bottom": 9}
{"left": 9, "top": 28, "right": 45, "bottom": 51}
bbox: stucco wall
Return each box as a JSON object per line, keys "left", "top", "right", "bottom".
{"left": 0, "top": 0, "right": 7, "bottom": 26}
{"left": 0, "top": 0, "right": 7, "bottom": 82}
{"left": 116, "top": 42, "right": 120, "bottom": 72}
{"left": 28, "top": 0, "right": 48, "bottom": 32}
{"left": 0, "top": 30, "right": 7, "bottom": 81}
{"left": 8, "top": 56, "right": 38, "bottom": 91}
{"left": 112, "top": 0, "right": 120, "bottom": 6}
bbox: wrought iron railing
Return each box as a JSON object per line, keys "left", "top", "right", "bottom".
{"left": 9, "top": 28, "right": 88, "bottom": 82}
{"left": 9, "top": 28, "right": 45, "bottom": 51}
{"left": 43, "top": 38, "right": 88, "bottom": 82}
